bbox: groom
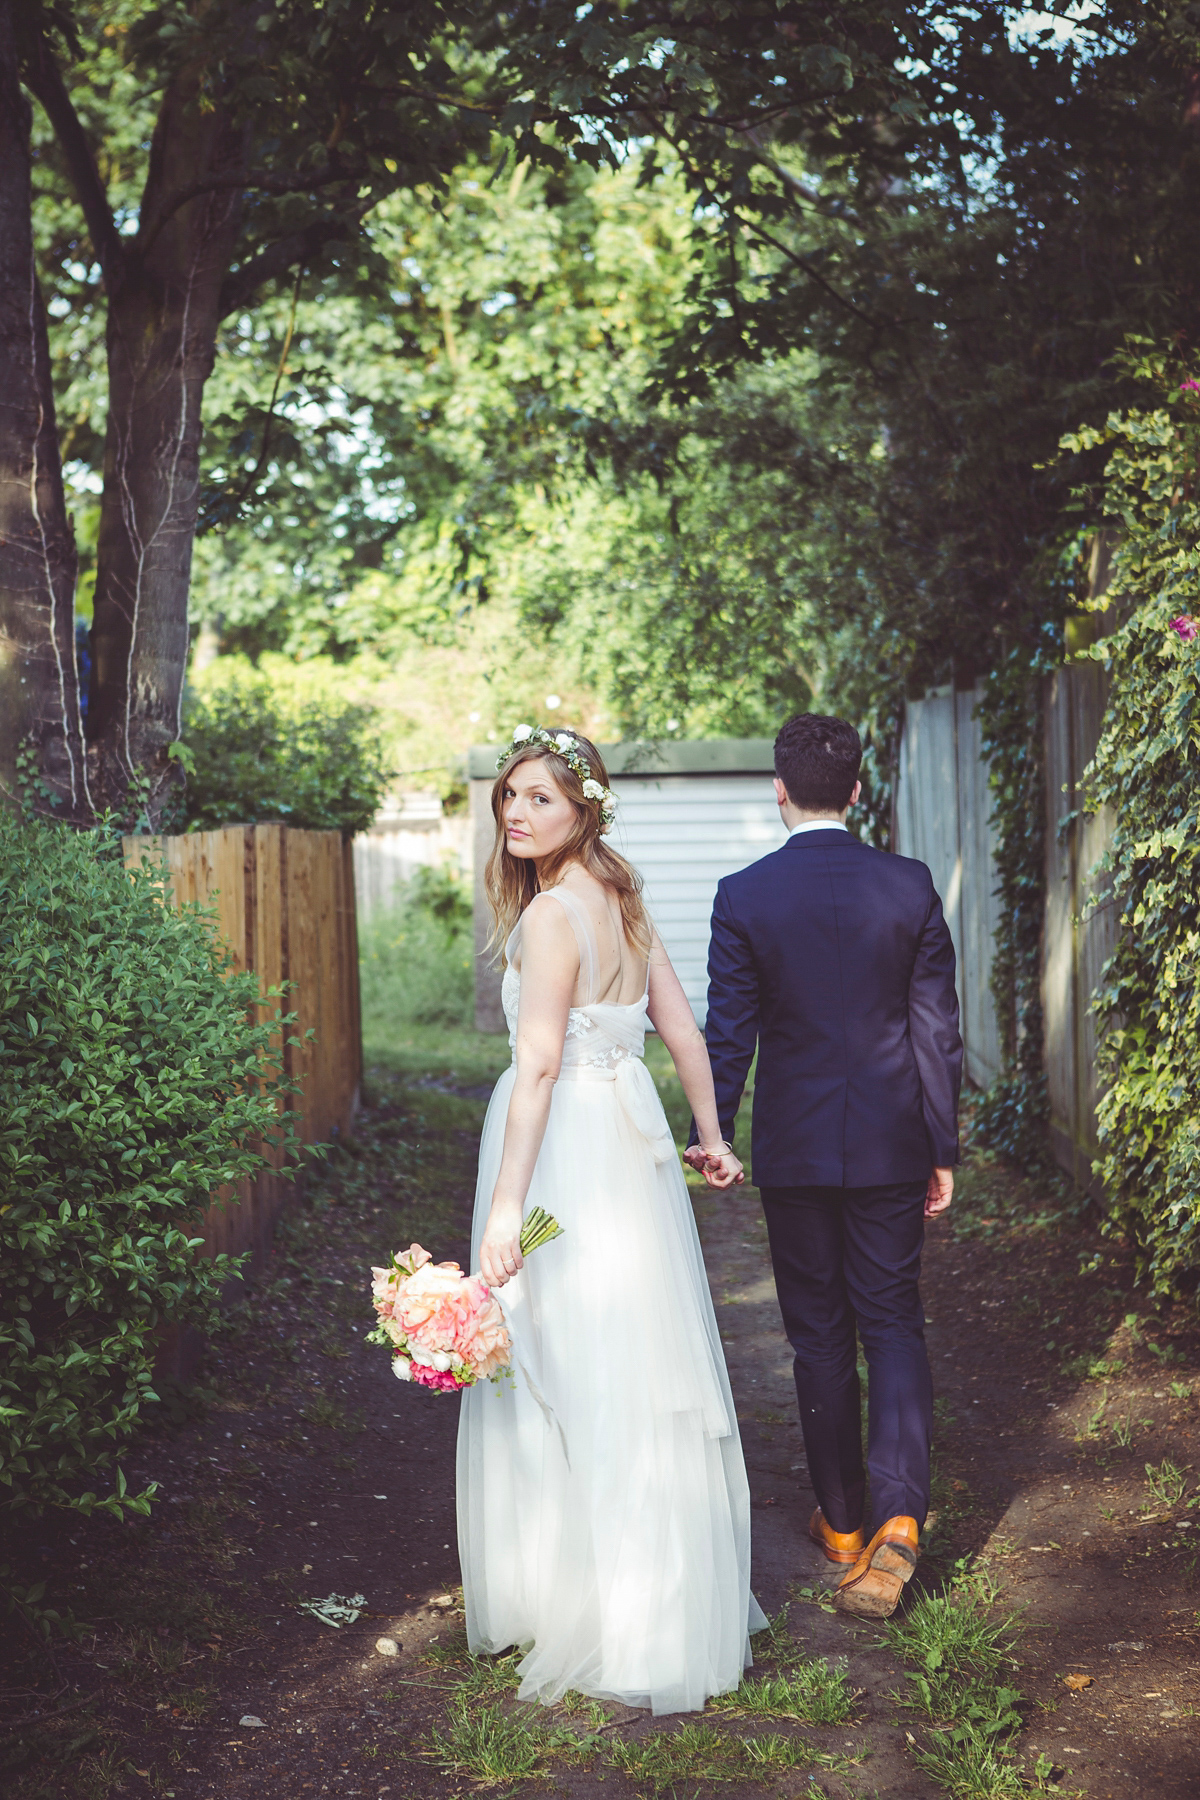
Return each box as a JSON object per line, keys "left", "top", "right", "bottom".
{"left": 685, "top": 713, "right": 962, "bottom": 1619}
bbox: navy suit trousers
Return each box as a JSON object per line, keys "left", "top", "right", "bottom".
{"left": 759, "top": 1180, "right": 933, "bottom": 1535}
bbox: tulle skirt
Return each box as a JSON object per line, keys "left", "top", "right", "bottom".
{"left": 456, "top": 1064, "right": 766, "bottom": 1715}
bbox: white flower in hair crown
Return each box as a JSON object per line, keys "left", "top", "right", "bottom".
{"left": 497, "top": 725, "right": 618, "bottom": 833}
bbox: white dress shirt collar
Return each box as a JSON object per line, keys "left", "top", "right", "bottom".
{"left": 788, "top": 818, "right": 849, "bottom": 837}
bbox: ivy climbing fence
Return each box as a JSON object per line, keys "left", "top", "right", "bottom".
{"left": 123, "top": 824, "right": 362, "bottom": 1349}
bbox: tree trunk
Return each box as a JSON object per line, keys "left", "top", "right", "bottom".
{"left": 87, "top": 71, "right": 247, "bottom": 820}
{"left": 0, "top": 0, "right": 88, "bottom": 821}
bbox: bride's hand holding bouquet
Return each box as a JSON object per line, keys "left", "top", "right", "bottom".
{"left": 479, "top": 1192, "right": 527, "bottom": 1288}
{"left": 366, "top": 1208, "right": 563, "bottom": 1392}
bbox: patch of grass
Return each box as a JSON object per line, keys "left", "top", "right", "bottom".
{"left": 171, "top": 1685, "right": 216, "bottom": 1720}
{"left": 426, "top": 1695, "right": 549, "bottom": 1785}
{"left": 1062, "top": 1354, "right": 1124, "bottom": 1383}
{"left": 608, "top": 1720, "right": 851, "bottom": 1794}
{"left": 556, "top": 1692, "right": 612, "bottom": 1729}
{"left": 68, "top": 1745, "right": 128, "bottom": 1800}
{"left": 885, "top": 1588, "right": 1016, "bottom": 1679}
{"left": 1076, "top": 1388, "right": 1109, "bottom": 1441}
{"left": 426, "top": 1693, "right": 597, "bottom": 1787}
{"left": 911, "top": 1730, "right": 1042, "bottom": 1798}
{"left": 456, "top": 1650, "right": 523, "bottom": 1702}
{"left": 1111, "top": 1412, "right": 1134, "bottom": 1448}
{"left": 1145, "top": 1457, "right": 1187, "bottom": 1508}
{"left": 422, "top": 1632, "right": 524, "bottom": 1702}
{"left": 713, "top": 1663, "right": 858, "bottom": 1724}
{"left": 886, "top": 1563, "right": 1062, "bottom": 1800}
{"left": 1169, "top": 1380, "right": 1193, "bottom": 1400}
{"left": 422, "top": 1626, "right": 471, "bottom": 1667}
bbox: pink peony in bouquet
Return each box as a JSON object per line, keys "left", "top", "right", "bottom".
{"left": 367, "top": 1207, "right": 563, "bottom": 1392}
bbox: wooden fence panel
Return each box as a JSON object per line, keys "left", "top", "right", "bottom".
{"left": 123, "top": 825, "right": 361, "bottom": 1290}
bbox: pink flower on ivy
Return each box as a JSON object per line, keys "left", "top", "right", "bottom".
{"left": 1169, "top": 614, "right": 1198, "bottom": 642}
{"left": 1180, "top": 380, "right": 1200, "bottom": 394}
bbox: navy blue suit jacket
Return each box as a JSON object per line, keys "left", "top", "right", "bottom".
{"left": 700, "top": 827, "right": 963, "bottom": 1187}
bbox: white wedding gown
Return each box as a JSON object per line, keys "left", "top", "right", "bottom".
{"left": 456, "top": 888, "right": 766, "bottom": 1715}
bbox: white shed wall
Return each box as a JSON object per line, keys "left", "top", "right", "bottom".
{"left": 606, "top": 774, "right": 788, "bottom": 1020}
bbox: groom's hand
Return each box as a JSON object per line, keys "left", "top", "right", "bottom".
{"left": 924, "top": 1167, "right": 954, "bottom": 1217}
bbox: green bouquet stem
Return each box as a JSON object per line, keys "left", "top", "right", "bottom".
{"left": 519, "top": 1206, "right": 564, "bottom": 1256}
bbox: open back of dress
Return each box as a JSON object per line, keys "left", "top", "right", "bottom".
{"left": 456, "top": 887, "right": 765, "bottom": 1715}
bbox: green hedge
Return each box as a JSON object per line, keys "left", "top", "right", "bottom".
{"left": 1062, "top": 347, "right": 1200, "bottom": 1290}
{"left": 177, "top": 674, "right": 392, "bottom": 835}
{"left": 0, "top": 816, "right": 294, "bottom": 1520}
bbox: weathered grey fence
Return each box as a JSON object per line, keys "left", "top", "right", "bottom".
{"left": 895, "top": 668, "right": 1118, "bottom": 1188}
{"left": 893, "top": 683, "right": 1003, "bottom": 1091}
{"left": 1042, "top": 664, "right": 1118, "bottom": 1189}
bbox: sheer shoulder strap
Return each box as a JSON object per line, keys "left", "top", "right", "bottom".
{"left": 541, "top": 887, "right": 598, "bottom": 1004}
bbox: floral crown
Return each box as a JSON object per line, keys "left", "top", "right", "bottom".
{"left": 496, "top": 724, "right": 618, "bottom": 833}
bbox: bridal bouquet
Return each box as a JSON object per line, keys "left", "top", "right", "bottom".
{"left": 367, "top": 1208, "right": 563, "bottom": 1392}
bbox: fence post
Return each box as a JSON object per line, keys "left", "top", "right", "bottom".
{"left": 1041, "top": 664, "right": 1118, "bottom": 1190}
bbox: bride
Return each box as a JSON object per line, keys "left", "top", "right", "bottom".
{"left": 456, "top": 724, "right": 767, "bottom": 1716}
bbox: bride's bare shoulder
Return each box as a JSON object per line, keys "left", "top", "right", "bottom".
{"left": 521, "top": 891, "right": 580, "bottom": 945}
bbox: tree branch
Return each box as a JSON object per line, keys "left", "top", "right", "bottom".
{"left": 217, "top": 211, "right": 364, "bottom": 319}
{"left": 733, "top": 211, "right": 886, "bottom": 330}
{"left": 139, "top": 161, "right": 371, "bottom": 260}
{"left": 24, "top": 34, "right": 125, "bottom": 288}
{"left": 366, "top": 80, "right": 504, "bottom": 117}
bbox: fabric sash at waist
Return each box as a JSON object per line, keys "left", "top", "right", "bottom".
{"left": 549, "top": 1057, "right": 677, "bottom": 1163}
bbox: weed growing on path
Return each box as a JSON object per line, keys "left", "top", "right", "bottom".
{"left": 886, "top": 1563, "right": 1077, "bottom": 1798}
{"left": 426, "top": 1693, "right": 559, "bottom": 1785}
{"left": 608, "top": 1720, "right": 853, "bottom": 1793}
{"left": 709, "top": 1604, "right": 860, "bottom": 1725}
{"left": 1111, "top": 1412, "right": 1134, "bottom": 1447}
{"left": 713, "top": 1664, "right": 858, "bottom": 1724}
{"left": 1144, "top": 1457, "right": 1187, "bottom": 1507}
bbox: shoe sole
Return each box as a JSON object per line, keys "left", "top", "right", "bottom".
{"left": 834, "top": 1539, "right": 918, "bottom": 1618}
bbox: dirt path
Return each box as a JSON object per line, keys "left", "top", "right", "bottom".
{"left": 914, "top": 1153, "right": 1200, "bottom": 1797}
{"left": 4, "top": 1068, "right": 1199, "bottom": 1800}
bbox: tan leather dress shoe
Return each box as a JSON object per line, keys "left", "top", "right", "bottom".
{"left": 833, "top": 1515, "right": 919, "bottom": 1618}
{"left": 808, "top": 1506, "right": 866, "bottom": 1565}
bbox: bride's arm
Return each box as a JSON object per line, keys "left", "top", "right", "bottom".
{"left": 479, "top": 898, "right": 577, "bottom": 1288}
{"left": 646, "top": 932, "right": 744, "bottom": 1191}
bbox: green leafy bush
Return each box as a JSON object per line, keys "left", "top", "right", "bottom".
{"left": 359, "top": 865, "right": 474, "bottom": 1040}
{"left": 0, "top": 816, "right": 294, "bottom": 1519}
{"left": 179, "top": 674, "right": 392, "bottom": 835}
{"left": 1061, "top": 347, "right": 1200, "bottom": 1290}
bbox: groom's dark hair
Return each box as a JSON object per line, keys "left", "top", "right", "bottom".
{"left": 774, "top": 714, "right": 861, "bottom": 812}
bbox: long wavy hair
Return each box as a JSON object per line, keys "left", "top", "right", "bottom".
{"left": 484, "top": 731, "right": 650, "bottom": 963}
